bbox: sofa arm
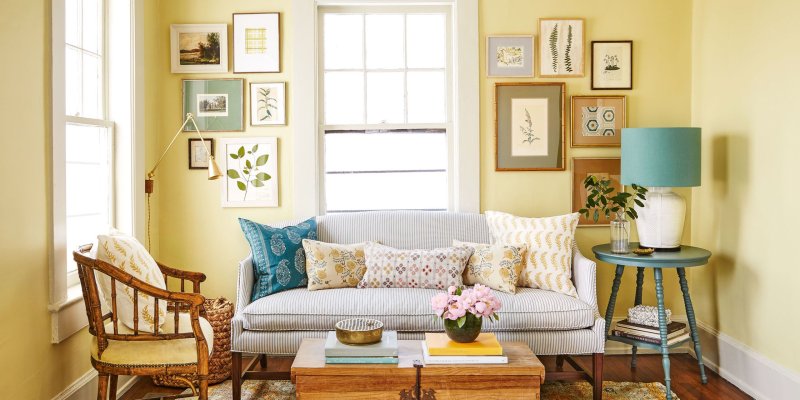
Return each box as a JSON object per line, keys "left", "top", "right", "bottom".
{"left": 573, "top": 244, "right": 599, "bottom": 311}
{"left": 236, "top": 254, "right": 255, "bottom": 313}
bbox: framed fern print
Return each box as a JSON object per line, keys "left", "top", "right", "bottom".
{"left": 538, "top": 18, "right": 584, "bottom": 77}
{"left": 591, "top": 41, "right": 633, "bottom": 89}
{"left": 250, "top": 82, "right": 286, "bottom": 125}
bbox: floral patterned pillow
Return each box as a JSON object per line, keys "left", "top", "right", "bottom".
{"left": 302, "top": 240, "right": 369, "bottom": 290}
{"left": 357, "top": 243, "right": 472, "bottom": 289}
{"left": 453, "top": 240, "right": 526, "bottom": 294}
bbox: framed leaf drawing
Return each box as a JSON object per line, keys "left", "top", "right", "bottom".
{"left": 572, "top": 157, "right": 621, "bottom": 226}
{"left": 170, "top": 24, "right": 228, "bottom": 73}
{"left": 250, "top": 82, "right": 286, "bottom": 125}
{"left": 486, "top": 35, "right": 534, "bottom": 77}
{"left": 538, "top": 18, "right": 584, "bottom": 77}
{"left": 571, "top": 95, "right": 626, "bottom": 147}
{"left": 495, "top": 82, "right": 566, "bottom": 171}
{"left": 592, "top": 41, "right": 632, "bottom": 89}
{"left": 218, "top": 137, "right": 278, "bottom": 208}
{"left": 233, "top": 13, "right": 281, "bottom": 73}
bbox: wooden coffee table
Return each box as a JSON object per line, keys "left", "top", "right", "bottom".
{"left": 291, "top": 338, "right": 545, "bottom": 399}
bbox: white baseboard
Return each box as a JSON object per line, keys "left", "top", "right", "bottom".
{"left": 51, "top": 369, "right": 138, "bottom": 400}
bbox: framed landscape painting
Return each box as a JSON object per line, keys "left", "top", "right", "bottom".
{"left": 218, "top": 137, "right": 278, "bottom": 208}
{"left": 592, "top": 41, "right": 633, "bottom": 89}
{"left": 572, "top": 158, "right": 621, "bottom": 226}
{"left": 538, "top": 18, "right": 584, "bottom": 77}
{"left": 170, "top": 24, "right": 228, "bottom": 73}
{"left": 486, "top": 35, "right": 534, "bottom": 77}
{"left": 233, "top": 13, "right": 280, "bottom": 73}
{"left": 250, "top": 82, "right": 286, "bottom": 125}
{"left": 495, "top": 82, "right": 566, "bottom": 171}
{"left": 571, "top": 95, "right": 626, "bottom": 147}
{"left": 182, "top": 79, "right": 244, "bottom": 132}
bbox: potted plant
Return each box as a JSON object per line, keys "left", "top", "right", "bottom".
{"left": 579, "top": 175, "right": 648, "bottom": 253}
{"left": 430, "top": 284, "right": 501, "bottom": 343}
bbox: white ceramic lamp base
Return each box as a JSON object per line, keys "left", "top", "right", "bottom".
{"left": 633, "top": 187, "right": 686, "bottom": 250}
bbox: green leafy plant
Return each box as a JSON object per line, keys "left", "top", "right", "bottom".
{"left": 564, "top": 25, "right": 573, "bottom": 73}
{"left": 549, "top": 24, "right": 559, "bottom": 73}
{"left": 257, "top": 87, "right": 278, "bottom": 121}
{"left": 227, "top": 144, "right": 272, "bottom": 200}
{"left": 579, "top": 175, "right": 648, "bottom": 222}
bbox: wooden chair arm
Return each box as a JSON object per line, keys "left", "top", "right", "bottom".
{"left": 156, "top": 262, "right": 206, "bottom": 294}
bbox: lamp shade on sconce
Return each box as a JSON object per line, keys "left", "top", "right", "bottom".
{"left": 621, "top": 127, "right": 701, "bottom": 187}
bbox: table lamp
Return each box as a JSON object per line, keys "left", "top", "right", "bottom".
{"left": 621, "top": 127, "right": 701, "bottom": 251}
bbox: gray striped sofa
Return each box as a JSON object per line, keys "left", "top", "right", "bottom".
{"left": 231, "top": 211, "right": 605, "bottom": 399}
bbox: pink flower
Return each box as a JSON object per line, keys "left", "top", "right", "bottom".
{"left": 446, "top": 300, "right": 467, "bottom": 320}
{"left": 431, "top": 293, "right": 449, "bottom": 313}
{"left": 447, "top": 286, "right": 457, "bottom": 295}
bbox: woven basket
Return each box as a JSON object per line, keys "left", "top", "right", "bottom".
{"left": 152, "top": 297, "right": 233, "bottom": 388}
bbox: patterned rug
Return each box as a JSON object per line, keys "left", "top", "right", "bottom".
{"left": 194, "top": 380, "right": 679, "bottom": 399}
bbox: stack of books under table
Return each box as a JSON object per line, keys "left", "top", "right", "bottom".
{"left": 422, "top": 332, "right": 508, "bottom": 364}
{"left": 324, "top": 331, "right": 399, "bottom": 364}
{"left": 612, "top": 319, "right": 690, "bottom": 345}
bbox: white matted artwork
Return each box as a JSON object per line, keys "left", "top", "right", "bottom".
{"left": 510, "top": 98, "right": 549, "bottom": 156}
{"left": 538, "top": 18, "right": 584, "bottom": 77}
{"left": 196, "top": 94, "right": 228, "bottom": 117}
{"left": 592, "top": 41, "right": 633, "bottom": 89}
{"left": 218, "top": 137, "right": 278, "bottom": 207}
{"left": 170, "top": 24, "right": 228, "bottom": 73}
{"left": 233, "top": 13, "right": 280, "bottom": 73}
{"left": 486, "top": 35, "right": 534, "bottom": 77}
{"left": 250, "top": 82, "right": 286, "bottom": 125}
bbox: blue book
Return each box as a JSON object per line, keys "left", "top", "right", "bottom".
{"left": 325, "top": 356, "right": 399, "bottom": 364}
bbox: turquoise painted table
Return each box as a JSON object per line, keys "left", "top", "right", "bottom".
{"left": 593, "top": 243, "right": 711, "bottom": 400}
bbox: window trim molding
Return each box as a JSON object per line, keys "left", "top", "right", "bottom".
{"left": 292, "top": 0, "right": 478, "bottom": 218}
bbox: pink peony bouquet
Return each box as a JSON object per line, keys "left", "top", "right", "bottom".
{"left": 430, "top": 284, "right": 502, "bottom": 324}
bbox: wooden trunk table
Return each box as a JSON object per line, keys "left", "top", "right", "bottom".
{"left": 291, "top": 338, "right": 544, "bottom": 400}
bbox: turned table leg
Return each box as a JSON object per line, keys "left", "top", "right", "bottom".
{"left": 631, "top": 267, "right": 645, "bottom": 368}
{"left": 654, "top": 268, "right": 673, "bottom": 400}
{"left": 604, "top": 264, "right": 625, "bottom": 337}
{"left": 678, "top": 267, "right": 708, "bottom": 384}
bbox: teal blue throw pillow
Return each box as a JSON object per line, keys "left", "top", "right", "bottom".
{"left": 239, "top": 217, "right": 317, "bottom": 301}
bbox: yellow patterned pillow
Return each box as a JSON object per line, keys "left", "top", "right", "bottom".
{"left": 96, "top": 230, "right": 167, "bottom": 333}
{"left": 485, "top": 211, "right": 579, "bottom": 297}
{"left": 453, "top": 240, "right": 526, "bottom": 294}
{"left": 302, "top": 239, "right": 368, "bottom": 290}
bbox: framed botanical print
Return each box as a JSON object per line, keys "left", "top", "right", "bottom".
{"left": 218, "top": 137, "right": 278, "bottom": 207}
{"left": 592, "top": 41, "right": 633, "bottom": 89}
{"left": 188, "top": 138, "right": 214, "bottom": 169}
{"left": 486, "top": 35, "right": 534, "bottom": 77}
{"left": 495, "top": 82, "right": 566, "bottom": 171}
{"left": 571, "top": 96, "right": 626, "bottom": 147}
{"left": 250, "top": 82, "right": 286, "bottom": 125}
{"left": 572, "top": 158, "right": 621, "bottom": 226}
{"left": 233, "top": 13, "right": 280, "bottom": 73}
{"left": 182, "top": 79, "right": 244, "bottom": 132}
{"left": 170, "top": 24, "right": 228, "bottom": 73}
{"left": 538, "top": 18, "right": 584, "bottom": 77}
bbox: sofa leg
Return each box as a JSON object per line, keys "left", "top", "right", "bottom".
{"left": 593, "top": 353, "right": 604, "bottom": 400}
{"left": 555, "top": 355, "right": 565, "bottom": 371}
{"left": 259, "top": 354, "right": 267, "bottom": 368}
{"left": 232, "top": 351, "right": 242, "bottom": 400}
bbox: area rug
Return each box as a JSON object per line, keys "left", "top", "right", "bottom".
{"left": 200, "top": 380, "right": 679, "bottom": 399}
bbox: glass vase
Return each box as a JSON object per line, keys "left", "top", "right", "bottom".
{"left": 443, "top": 313, "right": 483, "bottom": 343}
{"left": 610, "top": 217, "right": 631, "bottom": 254}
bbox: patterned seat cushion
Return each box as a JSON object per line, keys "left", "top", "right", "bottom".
{"left": 240, "top": 287, "right": 595, "bottom": 332}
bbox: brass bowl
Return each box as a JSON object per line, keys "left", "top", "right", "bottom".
{"left": 633, "top": 248, "right": 655, "bottom": 256}
{"left": 335, "top": 318, "right": 384, "bottom": 345}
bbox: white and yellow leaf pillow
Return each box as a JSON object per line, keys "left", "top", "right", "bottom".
{"left": 453, "top": 240, "right": 526, "bottom": 294}
{"left": 485, "top": 211, "right": 579, "bottom": 297}
{"left": 302, "top": 240, "right": 369, "bottom": 290}
{"left": 96, "top": 230, "right": 167, "bottom": 333}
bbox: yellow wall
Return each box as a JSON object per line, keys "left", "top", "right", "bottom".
{"left": 0, "top": 0, "right": 92, "bottom": 398}
{"left": 691, "top": 0, "right": 800, "bottom": 373}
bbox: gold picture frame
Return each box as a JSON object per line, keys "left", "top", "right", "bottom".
{"left": 571, "top": 95, "right": 626, "bottom": 147}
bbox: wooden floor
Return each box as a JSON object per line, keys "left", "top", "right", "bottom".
{"left": 122, "top": 354, "right": 751, "bottom": 400}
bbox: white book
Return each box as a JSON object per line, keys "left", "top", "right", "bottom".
{"left": 324, "top": 331, "right": 399, "bottom": 357}
{"left": 421, "top": 342, "right": 508, "bottom": 365}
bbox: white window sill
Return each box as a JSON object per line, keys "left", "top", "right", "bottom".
{"left": 49, "top": 284, "right": 88, "bottom": 343}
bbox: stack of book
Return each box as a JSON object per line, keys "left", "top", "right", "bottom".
{"left": 324, "top": 331, "right": 399, "bottom": 364}
{"left": 421, "top": 333, "right": 508, "bottom": 364}
{"left": 612, "top": 319, "right": 690, "bottom": 345}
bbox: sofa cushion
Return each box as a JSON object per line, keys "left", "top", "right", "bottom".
{"left": 454, "top": 240, "right": 526, "bottom": 294}
{"left": 358, "top": 243, "right": 472, "bottom": 289}
{"left": 240, "top": 287, "right": 595, "bottom": 332}
{"left": 302, "top": 239, "right": 369, "bottom": 290}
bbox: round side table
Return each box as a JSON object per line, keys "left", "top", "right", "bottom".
{"left": 593, "top": 242, "right": 711, "bottom": 400}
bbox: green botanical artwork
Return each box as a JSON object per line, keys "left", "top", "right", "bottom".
{"left": 257, "top": 87, "right": 278, "bottom": 121}
{"left": 549, "top": 25, "right": 559, "bottom": 73}
{"left": 520, "top": 109, "right": 539, "bottom": 144}
{"left": 496, "top": 46, "right": 524, "bottom": 67}
{"left": 227, "top": 144, "right": 272, "bottom": 200}
{"left": 564, "top": 25, "right": 573, "bottom": 73}
{"left": 604, "top": 54, "right": 620, "bottom": 71}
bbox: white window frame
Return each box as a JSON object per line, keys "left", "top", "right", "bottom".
{"left": 292, "top": 0, "right": 479, "bottom": 217}
{"left": 49, "top": 0, "right": 145, "bottom": 343}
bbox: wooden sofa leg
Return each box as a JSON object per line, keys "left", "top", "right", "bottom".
{"left": 232, "top": 351, "right": 242, "bottom": 400}
{"left": 259, "top": 354, "right": 267, "bottom": 368}
{"left": 555, "top": 355, "right": 565, "bottom": 371}
{"left": 593, "top": 353, "right": 604, "bottom": 400}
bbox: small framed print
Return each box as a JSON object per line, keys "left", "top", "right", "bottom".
{"left": 188, "top": 138, "right": 214, "bottom": 169}
{"left": 182, "top": 79, "right": 244, "bottom": 132}
{"left": 592, "top": 41, "right": 633, "bottom": 90}
{"left": 572, "top": 157, "right": 621, "bottom": 226}
{"left": 486, "top": 35, "right": 534, "bottom": 77}
{"left": 233, "top": 13, "right": 280, "bottom": 73}
{"left": 571, "top": 96, "right": 626, "bottom": 147}
{"left": 538, "top": 18, "right": 585, "bottom": 77}
{"left": 250, "top": 82, "right": 286, "bottom": 125}
{"left": 170, "top": 24, "right": 228, "bottom": 73}
{"left": 218, "top": 137, "right": 278, "bottom": 208}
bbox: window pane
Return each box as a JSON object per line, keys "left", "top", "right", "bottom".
{"left": 324, "top": 71, "right": 365, "bottom": 124}
{"left": 366, "top": 72, "right": 404, "bottom": 124}
{"left": 324, "top": 14, "right": 364, "bottom": 69}
{"left": 407, "top": 71, "right": 446, "bottom": 123}
{"left": 65, "top": 124, "right": 110, "bottom": 218}
{"left": 365, "top": 14, "right": 404, "bottom": 69}
{"left": 65, "top": 47, "right": 82, "bottom": 116}
{"left": 406, "top": 14, "right": 446, "bottom": 68}
{"left": 66, "top": 123, "right": 102, "bottom": 163}
{"left": 82, "top": 0, "right": 101, "bottom": 54}
{"left": 325, "top": 132, "right": 446, "bottom": 172}
{"left": 326, "top": 171, "right": 447, "bottom": 212}
{"left": 82, "top": 53, "right": 102, "bottom": 118}
{"left": 66, "top": 214, "right": 106, "bottom": 272}
{"left": 65, "top": 0, "right": 81, "bottom": 47}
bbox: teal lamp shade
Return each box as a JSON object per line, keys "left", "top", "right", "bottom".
{"left": 621, "top": 127, "right": 701, "bottom": 187}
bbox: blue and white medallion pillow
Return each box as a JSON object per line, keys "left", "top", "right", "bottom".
{"left": 239, "top": 217, "right": 318, "bottom": 301}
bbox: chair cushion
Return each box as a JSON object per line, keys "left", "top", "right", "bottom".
{"left": 454, "top": 240, "right": 526, "bottom": 294}
{"left": 240, "top": 287, "right": 595, "bottom": 332}
{"left": 358, "top": 243, "right": 472, "bottom": 289}
{"left": 91, "top": 312, "right": 214, "bottom": 367}
{"left": 302, "top": 239, "right": 369, "bottom": 290}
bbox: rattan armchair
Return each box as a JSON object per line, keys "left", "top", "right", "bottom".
{"left": 73, "top": 244, "right": 211, "bottom": 400}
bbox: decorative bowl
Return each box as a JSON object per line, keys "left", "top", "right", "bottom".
{"left": 632, "top": 247, "right": 655, "bottom": 256}
{"left": 335, "top": 318, "right": 384, "bottom": 345}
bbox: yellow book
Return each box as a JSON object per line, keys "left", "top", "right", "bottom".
{"left": 424, "top": 332, "right": 503, "bottom": 356}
